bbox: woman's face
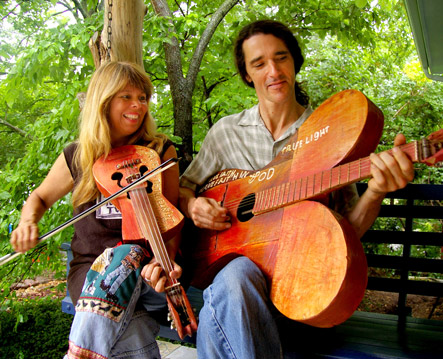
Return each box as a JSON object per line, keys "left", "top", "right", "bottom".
{"left": 108, "top": 84, "right": 148, "bottom": 147}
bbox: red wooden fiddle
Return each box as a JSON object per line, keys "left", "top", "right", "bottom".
{"left": 93, "top": 145, "right": 183, "bottom": 245}
{"left": 93, "top": 145, "right": 197, "bottom": 339}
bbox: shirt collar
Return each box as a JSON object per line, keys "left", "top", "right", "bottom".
{"left": 238, "top": 103, "right": 313, "bottom": 140}
{"left": 238, "top": 104, "right": 313, "bottom": 127}
{"left": 238, "top": 105, "right": 262, "bottom": 126}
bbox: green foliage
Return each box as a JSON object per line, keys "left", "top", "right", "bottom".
{"left": 1, "top": 0, "right": 443, "bottom": 326}
{"left": 0, "top": 298, "right": 73, "bottom": 359}
{"left": 0, "top": 0, "right": 95, "bottom": 311}
{"left": 363, "top": 196, "right": 443, "bottom": 280}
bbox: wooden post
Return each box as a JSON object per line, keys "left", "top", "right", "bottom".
{"left": 89, "top": 0, "right": 147, "bottom": 68}
{"left": 83, "top": 0, "right": 147, "bottom": 108}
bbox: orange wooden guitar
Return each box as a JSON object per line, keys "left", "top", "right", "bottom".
{"left": 93, "top": 145, "right": 198, "bottom": 339}
{"left": 188, "top": 89, "right": 443, "bottom": 328}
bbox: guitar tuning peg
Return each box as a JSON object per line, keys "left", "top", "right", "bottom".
{"left": 167, "top": 312, "right": 172, "bottom": 322}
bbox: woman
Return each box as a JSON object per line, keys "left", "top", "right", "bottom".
{"left": 10, "top": 61, "right": 182, "bottom": 358}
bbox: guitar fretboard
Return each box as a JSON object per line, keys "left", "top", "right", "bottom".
{"left": 253, "top": 141, "right": 420, "bottom": 214}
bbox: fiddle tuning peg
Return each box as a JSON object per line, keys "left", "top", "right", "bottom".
{"left": 193, "top": 307, "right": 199, "bottom": 321}
{"left": 167, "top": 311, "right": 176, "bottom": 330}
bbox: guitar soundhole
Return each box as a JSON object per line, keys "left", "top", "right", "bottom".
{"left": 237, "top": 193, "right": 255, "bottom": 222}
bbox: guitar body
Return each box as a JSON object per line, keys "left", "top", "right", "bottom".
{"left": 190, "top": 90, "right": 385, "bottom": 327}
{"left": 271, "top": 201, "right": 368, "bottom": 327}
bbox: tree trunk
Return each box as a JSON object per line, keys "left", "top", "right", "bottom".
{"left": 151, "top": 0, "right": 239, "bottom": 171}
{"left": 84, "top": 0, "right": 146, "bottom": 109}
{"left": 90, "top": 0, "right": 147, "bottom": 68}
{"left": 88, "top": 0, "right": 239, "bottom": 172}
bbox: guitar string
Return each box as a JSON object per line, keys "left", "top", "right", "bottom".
{"left": 219, "top": 161, "right": 374, "bottom": 212}
{"left": 214, "top": 141, "right": 419, "bottom": 214}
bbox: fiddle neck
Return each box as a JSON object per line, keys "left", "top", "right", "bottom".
{"left": 130, "top": 185, "right": 175, "bottom": 284}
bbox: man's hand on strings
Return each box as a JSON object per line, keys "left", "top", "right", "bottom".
{"left": 187, "top": 197, "right": 231, "bottom": 231}
{"left": 368, "top": 134, "right": 415, "bottom": 195}
{"left": 141, "top": 258, "right": 182, "bottom": 293}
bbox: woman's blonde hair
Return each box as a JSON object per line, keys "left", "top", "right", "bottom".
{"left": 72, "top": 61, "right": 167, "bottom": 208}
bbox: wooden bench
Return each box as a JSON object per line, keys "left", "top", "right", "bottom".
{"left": 62, "top": 183, "right": 443, "bottom": 357}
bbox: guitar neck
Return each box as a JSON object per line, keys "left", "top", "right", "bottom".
{"left": 253, "top": 141, "right": 421, "bottom": 214}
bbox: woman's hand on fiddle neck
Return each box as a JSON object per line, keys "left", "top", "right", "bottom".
{"left": 141, "top": 258, "right": 182, "bottom": 293}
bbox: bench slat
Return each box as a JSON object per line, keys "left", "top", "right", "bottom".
{"left": 366, "top": 254, "right": 443, "bottom": 273}
{"left": 356, "top": 183, "right": 443, "bottom": 200}
{"left": 281, "top": 311, "right": 443, "bottom": 358}
{"left": 367, "top": 277, "right": 443, "bottom": 296}
{"left": 377, "top": 205, "right": 443, "bottom": 219}
{"left": 362, "top": 230, "right": 443, "bottom": 246}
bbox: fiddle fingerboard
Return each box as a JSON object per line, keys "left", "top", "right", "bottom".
{"left": 130, "top": 187, "right": 175, "bottom": 279}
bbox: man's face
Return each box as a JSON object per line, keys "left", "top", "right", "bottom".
{"left": 243, "top": 33, "right": 296, "bottom": 105}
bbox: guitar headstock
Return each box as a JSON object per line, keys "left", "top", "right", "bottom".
{"left": 421, "top": 129, "right": 443, "bottom": 167}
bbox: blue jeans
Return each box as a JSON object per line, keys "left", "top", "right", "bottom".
{"left": 65, "top": 245, "right": 167, "bottom": 359}
{"left": 197, "top": 256, "right": 282, "bottom": 359}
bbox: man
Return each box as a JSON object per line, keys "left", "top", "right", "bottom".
{"left": 179, "top": 20, "right": 414, "bottom": 358}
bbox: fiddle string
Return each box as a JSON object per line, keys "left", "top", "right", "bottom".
{"left": 126, "top": 163, "right": 173, "bottom": 276}
{"left": 131, "top": 186, "right": 188, "bottom": 312}
{"left": 131, "top": 190, "right": 171, "bottom": 271}
{"left": 134, "top": 183, "right": 191, "bottom": 320}
{"left": 126, "top": 162, "right": 189, "bottom": 317}
{"left": 218, "top": 141, "right": 419, "bottom": 214}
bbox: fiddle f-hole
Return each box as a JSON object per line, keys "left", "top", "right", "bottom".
{"left": 111, "top": 172, "right": 124, "bottom": 187}
{"left": 138, "top": 165, "right": 153, "bottom": 193}
{"left": 139, "top": 165, "right": 148, "bottom": 176}
{"left": 111, "top": 172, "right": 131, "bottom": 199}
{"left": 237, "top": 193, "right": 255, "bottom": 222}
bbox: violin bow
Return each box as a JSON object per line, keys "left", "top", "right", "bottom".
{"left": 0, "top": 157, "right": 179, "bottom": 267}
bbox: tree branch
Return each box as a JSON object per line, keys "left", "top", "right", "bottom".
{"left": 1, "top": 1, "right": 22, "bottom": 21}
{"left": 186, "top": 0, "right": 239, "bottom": 92}
{"left": 0, "top": 115, "right": 33, "bottom": 140}
{"left": 174, "top": 0, "right": 187, "bottom": 17}
{"left": 60, "top": 0, "right": 88, "bottom": 19}
{"left": 150, "top": 0, "right": 186, "bottom": 90}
